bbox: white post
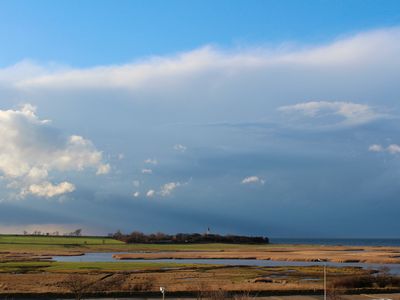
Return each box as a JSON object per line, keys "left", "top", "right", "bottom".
{"left": 160, "top": 286, "right": 165, "bottom": 300}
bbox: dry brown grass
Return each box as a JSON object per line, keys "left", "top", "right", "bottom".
{"left": 0, "top": 264, "right": 373, "bottom": 295}
{"left": 113, "top": 245, "right": 400, "bottom": 264}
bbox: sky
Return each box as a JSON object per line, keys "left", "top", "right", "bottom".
{"left": 1, "top": 0, "right": 400, "bottom": 238}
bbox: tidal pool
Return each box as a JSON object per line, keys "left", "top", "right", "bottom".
{"left": 52, "top": 252, "right": 400, "bottom": 274}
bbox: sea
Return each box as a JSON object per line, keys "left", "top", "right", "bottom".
{"left": 270, "top": 238, "right": 400, "bottom": 247}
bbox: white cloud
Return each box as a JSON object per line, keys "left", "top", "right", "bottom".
{"left": 278, "top": 101, "right": 382, "bottom": 126}
{"left": 141, "top": 181, "right": 187, "bottom": 198}
{"left": 96, "top": 163, "right": 111, "bottom": 175}
{"left": 174, "top": 144, "right": 187, "bottom": 152}
{"left": 133, "top": 191, "right": 140, "bottom": 198}
{"left": 144, "top": 158, "right": 158, "bottom": 165}
{"left": 146, "top": 189, "right": 155, "bottom": 198}
{"left": 25, "top": 181, "right": 76, "bottom": 198}
{"left": 159, "top": 182, "right": 182, "bottom": 197}
{"left": 241, "top": 176, "right": 265, "bottom": 185}
{"left": 141, "top": 168, "right": 153, "bottom": 174}
{"left": 0, "top": 27, "right": 398, "bottom": 96}
{"left": 369, "top": 144, "right": 384, "bottom": 152}
{"left": 368, "top": 144, "right": 400, "bottom": 154}
{"left": 0, "top": 104, "right": 109, "bottom": 198}
{"left": 387, "top": 144, "right": 400, "bottom": 154}
{"left": 27, "top": 167, "right": 49, "bottom": 181}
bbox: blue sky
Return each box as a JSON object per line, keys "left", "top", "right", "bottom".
{"left": 1, "top": 0, "right": 400, "bottom": 66}
{"left": 1, "top": 1, "right": 400, "bottom": 237}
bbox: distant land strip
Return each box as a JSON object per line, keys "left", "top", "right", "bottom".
{"left": 113, "top": 231, "right": 270, "bottom": 244}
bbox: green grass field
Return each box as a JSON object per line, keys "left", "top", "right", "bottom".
{"left": 0, "top": 234, "right": 123, "bottom": 245}
{"left": 0, "top": 261, "right": 211, "bottom": 273}
{"left": 0, "top": 234, "right": 281, "bottom": 254}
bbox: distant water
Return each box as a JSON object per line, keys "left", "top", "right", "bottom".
{"left": 270, "top": 238, "right": 400, "bottom": 247}
{"left": 53, "top": 253, "right": 400, "bottom": 274}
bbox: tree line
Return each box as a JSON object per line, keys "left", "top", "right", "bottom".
{"left": 112, "top": 231, "right": 269, "bottom": 244}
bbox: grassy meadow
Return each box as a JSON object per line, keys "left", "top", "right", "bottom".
{"left": 0, "top": 234, "right": 278, "bottom": 254}
{"left": 0, "top": 260, "right": 214, "bottom": 272}
{"left": 0, "top": 234, "right": 123, "bottom": 245}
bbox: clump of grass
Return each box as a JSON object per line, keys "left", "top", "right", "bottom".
{"left": 131, "top": 276, "right": 154, "bottom": 292}
{"left": 331, "top": 273, "right": 400, "bottom": 289}
{"left": 0, "top": 261, "right": 51, "bottom": 273}
{"left": 199, "top": 289, "right": 229, "bottom": 300}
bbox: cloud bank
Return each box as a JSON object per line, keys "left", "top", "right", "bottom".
{"left": 278, "top": 101, "right": 383, "bottom": 126}
{"left": 1, "top": 27, "right": 399, "bottom": 110}
{"left": 0, "top": 105, "right": 109, "bottom": 198}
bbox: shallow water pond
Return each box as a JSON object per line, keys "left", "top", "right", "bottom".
{"left": 52, "top": 252, "right": 400, "bottom": 274}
